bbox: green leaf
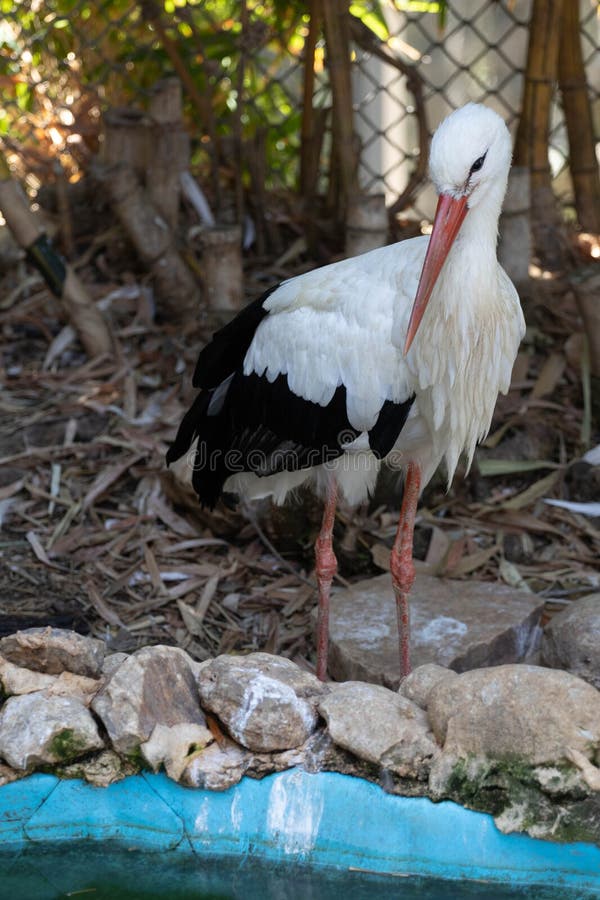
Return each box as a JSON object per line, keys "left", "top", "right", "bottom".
{"left": 477, "top": 459, "right": 562, "bottom": 477}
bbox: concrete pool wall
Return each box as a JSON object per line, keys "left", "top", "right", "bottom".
{"left": 2, "top": 769, "right": 600, "bottom": 895}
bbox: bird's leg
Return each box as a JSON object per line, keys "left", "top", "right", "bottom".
{"left": 315, "top": 480, "right": 338, "bottom": 682}
{"left": 390, "top": 462, "right": 421, "bottom": 681}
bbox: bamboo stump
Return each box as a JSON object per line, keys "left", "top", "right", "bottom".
{"left": 105, "top": 164, "right": 200, "bottom": 322}
{"left": 0, "top": 160, "right": 112, "bottom": 358}
{"left": 346, "top": 194, "right": 388, "bottom": 257}
{"left": 198, "top": 226, "right": 243, "bottom": 315}
{"left": 101, "top": 108, "right": 149, "bottom": 176}
{"left": 147, "top": 78, "right": 190, "bottom": 231}
{"left": 498, "top": 167, "right": 531, "bottom": 286}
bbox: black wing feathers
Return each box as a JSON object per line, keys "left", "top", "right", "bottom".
{"left": 368, "top": 396, "right": 415, "bottom": 459}
{"left": 193, "top": 287, "right": 277, "bottom": 389}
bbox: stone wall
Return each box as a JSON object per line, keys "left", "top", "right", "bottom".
{"left": 0, "top": 627, "right": 599, "bottom": 846}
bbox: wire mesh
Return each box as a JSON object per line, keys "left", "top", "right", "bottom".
{"left": 1, "top": 1, "right": 598, "bottom": 222}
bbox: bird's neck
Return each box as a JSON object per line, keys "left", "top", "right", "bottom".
{"left": 453, "top": 179, "right": 506, "bottom": 263}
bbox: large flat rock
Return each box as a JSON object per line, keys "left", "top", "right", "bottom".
{"left": 327, "top": 573, "right": 543, "bottom": 689}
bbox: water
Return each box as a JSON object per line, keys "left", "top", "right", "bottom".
{"left": 0, "top": 844, "right": 593, "bottom": 900}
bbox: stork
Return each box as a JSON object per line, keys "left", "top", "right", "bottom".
{"left": 167, "top": 104, "right": 525, "bottom": 682}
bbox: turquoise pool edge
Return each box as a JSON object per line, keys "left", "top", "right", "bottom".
{"left": 1, "top": 769, "right": 599, "bottom": 892}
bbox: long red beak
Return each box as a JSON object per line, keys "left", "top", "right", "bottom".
{"left": 403, "top": 193, "right": 469, "bottom": 354}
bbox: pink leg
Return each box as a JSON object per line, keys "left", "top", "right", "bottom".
{"left": 315, "top": 480, "right": 338, "bottom": 682}
{"left": 390, "top": 462, "right": 421, "bottom": 681}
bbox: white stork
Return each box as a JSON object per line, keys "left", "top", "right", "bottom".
{"left": 167, "top": 103, "right": 525, "bottom": 682}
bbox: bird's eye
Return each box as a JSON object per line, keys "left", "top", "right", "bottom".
{"left": 470, "top": 154, "right": 486, "bottom": 174}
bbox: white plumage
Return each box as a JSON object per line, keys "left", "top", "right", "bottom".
{"left": 169, "top": 102, "right": 526, "bottom": 681}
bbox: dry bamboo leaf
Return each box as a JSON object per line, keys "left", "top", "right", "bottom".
{"left": 502, "top": 471, "right": 560, "bottom": 510}
{"left": 482, "top": 509, "right": 563, "bottom": 537}
{"left": 161, "top": 537, "right": 228, "bottom": 553}
{"left": 0, "top": 478, "right": 24, "bottom": 500}
{"left": 477, "top": 417, "right": 518, "bottom": 450}
{"left": 86, "top": 579, "right": 126, "bottom": 628}
{"left": 370, "top": 543, "right": 391, "bottom": 571}
{"left": 143, "top": 543, "right": 166, "bottom": 593}
{"left": 26, "top": 530, "right": 56, "bottom": 568}
{"left": 424, "top": 525, "right": 451, "bottom": 571}
{"left": 167, "top": 577, "right": 207, "bottom": 600}
{"left": 198, "top": 574, "right": 219, "bottom": 611}
{"left": 499, "top": 558, "right": 531, "bottom": 592}
{"left": 148, "top": 494, "right": 197, "bottom": 537}
{"left": 530, "top": 352, "right": 566, "bottom": 399}
{"left": 83, "top": 454, "right": 143, "bottom": 510}
{"left": 177, "top": 599, "right": 207, "bottom": 636}
{"left": 43, "top": 326, "right": 76, "bottom": 369}
{"left": 446, "top": 544, "right": 498, "bottom": 577}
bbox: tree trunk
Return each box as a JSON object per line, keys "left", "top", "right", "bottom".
{"left": 514, "top": 0, "right": 567, "bottom": 270}
{"left": 558, "top": 1, "right": 600, "bottom": 234}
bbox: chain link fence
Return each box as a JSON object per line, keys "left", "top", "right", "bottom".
{"left": 1, "top": 1, "right": 598, "bottom": 222}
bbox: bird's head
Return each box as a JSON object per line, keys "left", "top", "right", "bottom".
{"left": 429, "top": 102, "right": 512, "bottom": 208}
{"left": 404, "top": 103, "right": 512, "bottom": 354}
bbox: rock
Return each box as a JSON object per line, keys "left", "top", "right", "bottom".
{"left": 0, "top": 656, "right": 57, "bottom": 695}
{"left": 57, "top": 750, "right": 138, "bottom": 787}
{"left": 565, "top": 748, "right": 600, "bottom": 792}
{"left": 0, "top": 763, "right": 20, "bottom": 786}
{"left": 542, "top": 594, "right": 600, "bottom": 688}
{"left": 0, "top": 692, "right": 104, "bottom": 770}
{"left": 0, "top": 628, "right": 105, "bottom": 678}
{"left": 141, "top": 723, "right": 214, "bottom": 782}
{"left": 198, "top": 653, "right": 326, "bottom": 753}
{"left": 327, "top": 573, "right": 544, "bottom": 688}
{"left": 427, "top": 664, "right": 600, "bottom": 767}
{"left": 45, "top": 672, "right": 102, "bottom": 705}
{"left": 400, "top": 663, "right": 457, "bottom": 709}
{"left": 91, "top": 645, "right": 206, "bottom": 756}
{"left": 102, "top": 652, "right": 128, "bottom": 678}
{"left": 318, "top": 682, "right": 438, "bottom": 779}
{"left": 181, "top": 737, "right": 252, "bottom": 791}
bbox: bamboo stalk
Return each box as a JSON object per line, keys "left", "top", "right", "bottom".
{"left": 514, "top": 0, "right": 567, "bottom": 269}
{"left": 54, "top": 160, "right": 75, "bottom": 259}
{"left": 234, "top": 0, "right": 249, "bottom": 226}
{"left": 322, "top": 0, "right": 358, "bottom": 217}
{"left": 171, "top": 2, "right": 222, "bottom": 215}
{"left": 147, "top": 77, "right": 190, "bottom": 231}
{"left": 140, "top": 0, "right": 221, "bottom": 213}
{"left": 558, "top": 1, "right": 600, "bottom": 234}
{"left": 104, "top": 164, "right": 201, "bottom": 321}
{"left": 300, "top": 0, "right": 323, "bottom": 198}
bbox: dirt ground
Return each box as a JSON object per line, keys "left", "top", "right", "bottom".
{"left": 0, "top": 258, "right": 598, "bottom": 675}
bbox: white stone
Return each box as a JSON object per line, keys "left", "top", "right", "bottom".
{"left": 141, "top": 723, "right": 214, "bottom": 782}
{"left": 0, "top": 692, "right": 104, "bottom": 770}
